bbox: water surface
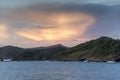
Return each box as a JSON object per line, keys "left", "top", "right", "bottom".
{"left": 0, "top": 61, "right": 120, "bottom": 80}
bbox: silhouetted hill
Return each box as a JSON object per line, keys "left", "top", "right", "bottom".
{"left": 51, "top": 37, "right": 120, "bottom": 62}
{"left": 4, "top": 36, "right": 120, "bottom": 62}
{"left": 12, "top": 44, "right": 68, "bottom": 61}
{"left": 0, "top": 46, "right": 25, "bottom": 58}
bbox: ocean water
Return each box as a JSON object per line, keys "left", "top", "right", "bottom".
{"left": 0, "top": 61, "right": 120, "bottom": 80}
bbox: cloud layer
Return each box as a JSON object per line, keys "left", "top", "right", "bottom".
{"left": 0, "top": 1, "right": 120, "bottom": 47}
{"left": 17, "top": 12, "right": 95, "bottom": 41}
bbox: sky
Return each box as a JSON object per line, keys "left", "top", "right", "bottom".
{"left": 0, "top": 0, "right": 120, "bottom": 47}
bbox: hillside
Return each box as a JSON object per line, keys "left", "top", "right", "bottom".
{"left": 12, "top": 44, "right": 68, "bottom": 61}
{"left": 0, "top": 46, "right": 25, "bottom": 59}
{"left": 51, "top": 37, "right": 120, "bottom": 62}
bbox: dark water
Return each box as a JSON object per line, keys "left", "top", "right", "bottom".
{"left": 0, "top": 61, "right": 120, "bottom": 80}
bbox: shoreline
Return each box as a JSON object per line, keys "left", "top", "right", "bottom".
{"left": 10, "top": 60, "right": 118, "bottom": 63}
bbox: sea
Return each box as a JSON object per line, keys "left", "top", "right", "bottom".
{"left": 0, "top": 61, "right": 120, "bottom": 80}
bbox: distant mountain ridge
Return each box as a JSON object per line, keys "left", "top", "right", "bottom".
{"left": 51, "top": 37, "right": 120, "bottom": 62}
{"left": 0, "top": 44, "right": 67, "bottom": 59}
{"left": 2, "top": 36, "right": 120, "bottom": 62}
{"left": 12, "top": 44, "right": 68, "bottom": 60}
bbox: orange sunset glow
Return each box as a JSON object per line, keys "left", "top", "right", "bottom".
{"left": 17, "top": 13, "right": 95, "bottom": 41}
{"left": 0, "top": 0, "right": 118, "bottom": 48}
{"left": 0, "top": 25, "right": 8, "bottom": 40}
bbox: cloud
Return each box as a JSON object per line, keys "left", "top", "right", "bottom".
{"left": 0, "top": 0, "right": 120, "bottom": 8}
{"left": 81, "top": 0, "right": 120, "bottom": 5}
{"left": 0, "top": 25, "right": 7, "bottom": 38}
{"left": 0, "top": 24, "right": 9, "bottom": 42}
{"left": 1, "top": 3, "right": 120, "bottom": 47}
{"left": 17, "top": 12, "right": 95, "bottom": 41}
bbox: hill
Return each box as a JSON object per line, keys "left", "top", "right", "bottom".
{"left": 51, "top": 37, "right": 120, "bottom": 62}
{"left": 0, "top": 46, "right": 25, "bottom": 59}
{"left": 12, "top": 44, "right": 68, "bottom": 61}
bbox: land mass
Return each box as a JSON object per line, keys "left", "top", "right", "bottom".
{"left": 1, "top": 36, "right": 120, "bottom": 62}
{"left": 12, "top": 44, "right": 67, "bottom": 61}
{"left": 51, "top": 37, "right": 120, "bottom": 62}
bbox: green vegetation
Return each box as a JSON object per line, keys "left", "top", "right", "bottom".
{"left": 7, "top": 36, "right": 120, "bottom": 62}
{"left": 12, "top": 44, "right": 67, "bottom": 61}
{"left": 51, "top": 37, "right": 120, "bottom": 61}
